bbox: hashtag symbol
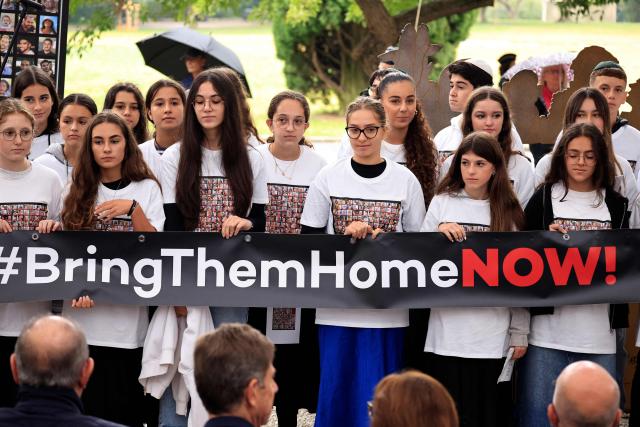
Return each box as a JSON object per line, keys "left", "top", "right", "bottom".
{"left": 0, "top": 247, "right": 21, "bottom": 285}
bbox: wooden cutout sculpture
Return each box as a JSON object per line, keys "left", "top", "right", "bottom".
{"left": 378, "top": 23, "right": 457, "bottom": 134}
{"left": 504, "top": 46, "right": 617, "bottom": 146}
{"left": 622, "top": 80, "right": 640, "bottom": 128}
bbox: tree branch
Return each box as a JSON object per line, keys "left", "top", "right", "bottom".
{"left": 354, "top": 0, "right": 399, "bottom": 46}
{"left": 395, "top": 0, "right": 494, "bottom": 26}
{"left": 310, "top": 40, "right": 342, "bottom": 93}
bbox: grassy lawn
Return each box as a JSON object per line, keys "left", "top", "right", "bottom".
{"left": 63, "top": 20, "right": 640, "bottom": 140}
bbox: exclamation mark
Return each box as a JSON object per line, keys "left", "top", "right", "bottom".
{"left": 605, "top": 246, "right": 616, "bottom": 285}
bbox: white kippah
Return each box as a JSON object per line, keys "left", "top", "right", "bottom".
{"left": 464, "top": 58, "right": 494, "bottom": 80}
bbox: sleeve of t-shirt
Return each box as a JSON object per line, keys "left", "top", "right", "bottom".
{"left": 439, "top": 155, "right": 453, "bottom": 183}
{"left": 401, "top": 172, "right": 427, "bottom": 232}
{"left": 249, "top": 148, "right": 269, "bottom": 205}
{"left": 420, "top": 195, "right": 442, "bottom": 232}
{"left": 44, "top": 167, "right": 63, "bottom": 221}
{"left": 617, "top": 155, "right": 639, "bottom": 203}
{"left": 160, "top": 144, "right": 180, "bottom": 204}
{"left": 534, "top": 154, "right": 551, "bottom": 187}
{"left": 300, "top": 168, "right": 331, "bottom": 229}
{"left": 141, "top": 180, "right": 166, "bottom": 231}
{"left": 336, "top": 133, "right": 353, "bottom": 160}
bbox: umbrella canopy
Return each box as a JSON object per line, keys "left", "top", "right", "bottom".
{"left": 503, "top": 52, "right": 577, "bottom": 82}
{"left": 136, "top": 27, "right": 251, "bottom": 97}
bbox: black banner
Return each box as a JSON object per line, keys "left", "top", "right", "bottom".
{"left": 0, "top": 230, "right": 638, "bottom": 308}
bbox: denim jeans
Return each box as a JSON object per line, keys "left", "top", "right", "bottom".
{"left": 209, "top": 307, "right": 248, "bottom": 326}
{"left": 158, "top": 387, "right": 187, "bottom": 427}
{"left": 516, "top": 344, "right": 615, "bottom": 427}
{"left": 615, "top": 328, "right": 628, "bottom": 409}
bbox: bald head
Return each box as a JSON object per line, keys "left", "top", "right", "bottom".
{"left": 13, "top": 315, "right": 89, "bottom": 389}
{"left": 549, "top": 361, "right": 621, "bottom": 427}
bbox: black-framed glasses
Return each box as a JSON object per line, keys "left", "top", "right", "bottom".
{"left": 345, "top": 126, "right": 382, "bottom": 139}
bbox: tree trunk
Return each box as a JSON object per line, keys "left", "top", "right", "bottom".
{"left": 337, "top": 56, "right": 368, "bottom": 111}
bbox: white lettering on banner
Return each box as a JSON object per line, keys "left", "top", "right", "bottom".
{"left": 310, "top": 250, "right": 345, "bottom": 289}
{"left": 87, "top": 245, "right": 96, "bottom": 282}
{"left": 197, "top": 248, "right": 224, "bottom": 288}
{"left": 431, "top": 260, "right": 459, "bottom": 288}
{"left": 381, "top": 260, "right": 426, "bottom": 288}
{"left": 161, "top": 248, "right": 194, "bottom": 286}
{"left": 229, "top": 260, "right": 256, "bottom": 288}
{"left": 26, "top": 247, "right": 59, "bottom": 283}
{"left": 133, "top": 258, "right": 162, "bottom": 298}
{"left": 260, "top": 260, "right": 305, "bottom": 288}
{"left": 350, "top": 260, "right": 377, "bottom": 289}
{"left": 102, "top": 258, "right": 129, "bottom": 284}
{"left": 64, "top": 257, "right": 83, "bottom": 282}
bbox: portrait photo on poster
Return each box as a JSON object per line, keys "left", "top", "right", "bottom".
{"left": 39, "top": 16, "right": 57, "bottom": 35}
{"left": 15, "top": 57, "right": 33, "bottom": 72}
{"left": 43, "top": 0, "right": 59, "bottom": 14}
{"left": 1, "top": 56, "right": 12, "bottom": 76}
{"left": 0, "top": 13, "right": 14, "bottom": 31}
{"left": 38, "top": 58, "right": 55, "bottom": 78}
{"left": 19, "top": 14, "right": 37, "bottom": 34}
{"left": 0, "top": 34, "right": 11, "bottom": 55}
{"left": 0, "top": 0, "right": 17, "bottom": 11}
{"left": 38, "top": 36, "right": 56, "bottom": 55}
{"left": 0, "top": 78, "right": 11, "bottom": 96}
{"left": 15, "top": 34, "right": 36, "bottom": 55}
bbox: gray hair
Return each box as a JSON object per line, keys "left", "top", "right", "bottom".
{"left": 14, "top": 315, "right": 89, "bottom": 388}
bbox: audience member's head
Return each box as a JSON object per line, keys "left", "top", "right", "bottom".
{"left": 11, "top": 315, "right": 94, "bottom": 396}
{"left": 194, "top": 324, "right": 277, "bottom": 427}
{"left": 370, "top": 370, "right": 458, "bottom": 427}
{"left": 547, "top": 361, "right": 621, "bottom": 427}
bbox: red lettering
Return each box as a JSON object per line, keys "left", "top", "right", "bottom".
{"left": 462, "top": 248, "right": 498, "bottom": 287}
{"left": 503, "top": 248, "right": 544, "bottom": 287}
{"left": 544, "top": 247, "right": 601, "bottom": 286}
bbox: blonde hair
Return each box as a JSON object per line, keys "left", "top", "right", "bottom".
{"left": 0, "top": 98, "right": 35, "bottom": 128}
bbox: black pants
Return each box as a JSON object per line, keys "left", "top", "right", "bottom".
{"left": 0, "top": 336, "right": 18, "bottom": 408}
{"left": 631, "top": 360, "right": 640, "bottom": 427}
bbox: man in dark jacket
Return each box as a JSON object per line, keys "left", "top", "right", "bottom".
{"left": 0, "top": 315, "right": 124, "bottom": 427}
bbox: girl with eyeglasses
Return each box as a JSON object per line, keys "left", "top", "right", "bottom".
{"left": 12, "top": 66, "right": 62, "bottom": 159}
{"left": 0, "top": 98, "right": 63, "bottom": 407}
{"left": 300, "top": 97, "right": 426, "bottom": 427}
{"left": 33, "top": 94, "right": 98, "bottom": 185}
{"left": 421, "top": 132, "right": 527, "bottom": 427}
{"left": 60, "top": 111, "right": 164, "bottom": 425}
{"left": 518, "top": 123, "right": 628, "bottom": 426}
{"left": 247, "top": 90, "right": 326, "bottom": 427}
{"left": 160, "top": 68, "right": 267, "bottom": 326}
{"left": 103, "top": 82, "right": 149, "bottom": 145}
{"left": 441, "top": 87, "right": 535, "bottom": 207}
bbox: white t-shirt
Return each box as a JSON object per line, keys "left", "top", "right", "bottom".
{"left": 535, "top": 152, "right": 638, "bottom": 204}
{"left": 440, "top": 152, "right": 534, "bottom": 207}
{"left": 29, "top": 132, "right": 63, "bottom": 160}
{"left": 257, "top": 143, "right": 327, "bottom": 234}
{"left": 434, "top": 115, "right": 525, "bottom": 163}
{"left": 139, "top": 139, "right": 166, "bottom": 180}
{"left": 613, "top": 124, "right": 640, "bottom": 178}
{"left": 421, "top": 192, "right": 514, "bottom": 358}
{"left": 300, "top": 158, "right": 426, "bottom": 328}
{"left": 63, "top": 178, "right": 164, "bottom": 349}
{"left": 529, "top": 183, "right": 615, "bottom": 354}
{"left": 336, "top": 134, "right": 407, "bottom": 164}
{"left": 161, "top": 143, "right": 268, "bottom": 231}
{"left": 0, "top": 163, "right": 63, "bottom": 337}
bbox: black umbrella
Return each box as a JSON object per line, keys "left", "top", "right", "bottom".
{"left": 136, "top": 27, "right": 251, "bottom": 97}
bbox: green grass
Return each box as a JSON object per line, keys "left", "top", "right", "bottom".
{"left": 64, "top": 20, "right": 640, "bottom": 139}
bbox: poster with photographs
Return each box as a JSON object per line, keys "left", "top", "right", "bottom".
{"left": 266, "top": 307, "right": 302, "bottom": 344}
{"left": 0, "top": 0, "right": 68, "bottom": 96}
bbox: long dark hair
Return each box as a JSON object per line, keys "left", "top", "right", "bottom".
{"left": 461, "top": 87, "right": 515, "bottom": 165}
{"left": 545, "top": 123, "right": 614, "bottom": 204}
{"left": 103, "top": 82, "right": 148, "bottom": 144}
{"left": 439, "top": 132, "right": 524, "bottom": 231}
{"left": 59, "top": 93, "right": 97, "bottom": 117}
{"left": 266, "top": 90, "right": 311, "bottom": 146}
{"left": 215, "top": 67, "right": 262, "bottom": 144}
{"left": 61, "top": 112, "right": 157, "bottom": 230}
{"left": 176, "top": 69, "right": 254, "bottom": 230}
{"left": 377, "top": 72, "right": 438, "bottom": 206}
{"left": 12, "top": 66, "right": 59, "bottom": 135}
{"left": 145, "top": 79, "right": 186, "bottom": 140}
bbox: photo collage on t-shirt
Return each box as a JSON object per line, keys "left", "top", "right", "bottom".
{"left": 93, "top": 217, "right": 133, "bottom": 232}
{"left": 265, "top": 183, "right": 309, "bottom": 234}
{"left": 0, "top": 0, "right": 60, "bottom": 95}
{"left": 438, "top": 150, "right": 454, "bottom": 165}
{"left": 330, "top": 196, "right": 402, "bottom": 234}
{"left": 196, "top": 176, "right": 235, "bottom": 232}
{"left": 0, "top": 202, "right": 48, "bottom": 230}
{"left": 553, "top": 217, "right": 612, "bottom": 231}
{"left": 459, "top": 222, "right": 491, "bottom": 233}
{"left": 627, "top": 160, "right": 636, "bottom": 173}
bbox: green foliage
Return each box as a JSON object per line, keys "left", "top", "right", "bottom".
{"left": 555, "top": 0, "right": 619, "bottom": 18}
{"left": 618, "top": 0, "right": 640, "bottom": 21}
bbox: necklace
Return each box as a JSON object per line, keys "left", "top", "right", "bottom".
{"left": 269, "top": 143, "right": 300, "bottom": 181}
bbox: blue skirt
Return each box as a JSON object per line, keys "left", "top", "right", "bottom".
{"left": 314, "top": 325, "right": 404, "bottom": 427}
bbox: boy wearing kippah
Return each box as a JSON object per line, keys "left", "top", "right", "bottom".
{"left": 590, "top": 61, "right": 640, "bottom": 178}
{"left": 434, "top": 58, "right": 524, "bottom": 163}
